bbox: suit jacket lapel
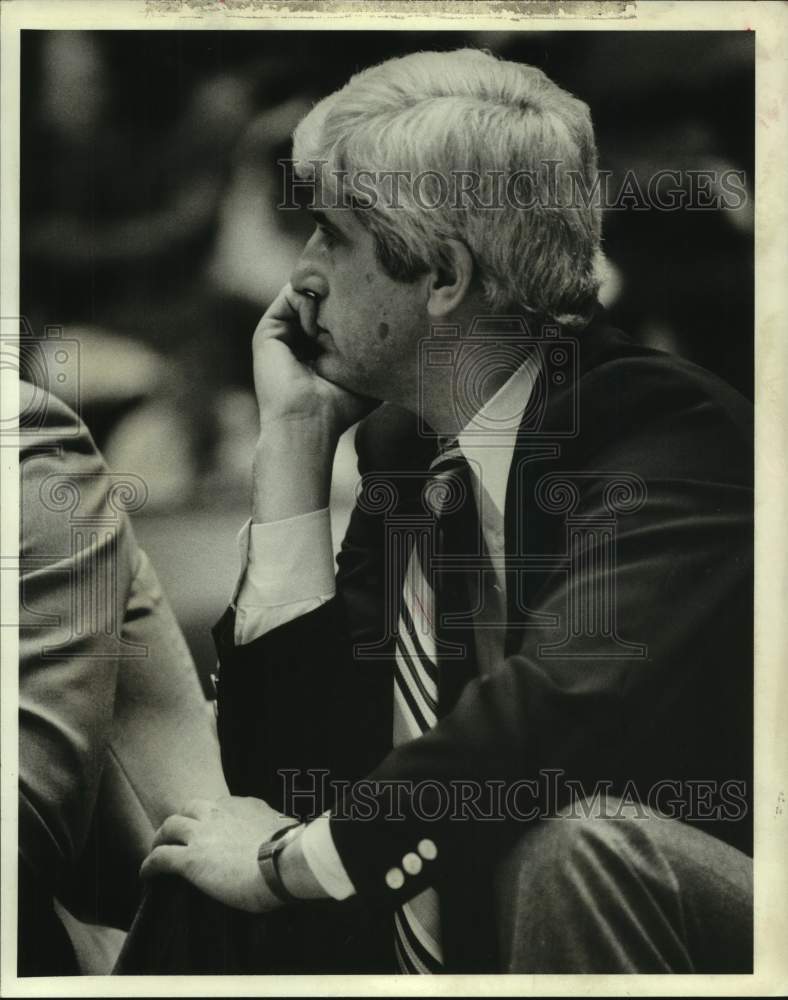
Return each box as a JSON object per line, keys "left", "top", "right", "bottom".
{"left": 502, "top": 317, "right": 629, "bottom": 655}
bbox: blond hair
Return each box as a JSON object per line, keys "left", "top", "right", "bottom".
{"left": 293, "top": 48, "right": 603, "bottom": 326}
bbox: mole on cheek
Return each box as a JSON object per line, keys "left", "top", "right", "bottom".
{"left": 377, "top": 321, "right": 390, "bottom": 341}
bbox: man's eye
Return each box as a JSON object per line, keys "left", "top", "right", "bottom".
{"left": 316, "top": 224, "right": 337, "bottom": 248}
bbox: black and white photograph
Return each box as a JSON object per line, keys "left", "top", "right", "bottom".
{"left": 2, "top": 0, "right": 786, "bottom": 993}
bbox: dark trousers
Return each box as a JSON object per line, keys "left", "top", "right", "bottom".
{"left": 17, "top": 856, "right": 80, "bottom": 976}
{"left": 114, "top": 805, "right": 752, "bottom": 975}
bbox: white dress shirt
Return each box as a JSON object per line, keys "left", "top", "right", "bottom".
{"left": 232, "top": 357, "right": 537, "bottom": 899}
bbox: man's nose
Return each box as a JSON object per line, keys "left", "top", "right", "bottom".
{"left": 290, "top": 245, "right": 328, "bottom": 301}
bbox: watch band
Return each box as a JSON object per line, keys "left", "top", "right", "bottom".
{"left": 257, "top": 823, "right": 303, "bottom": 905}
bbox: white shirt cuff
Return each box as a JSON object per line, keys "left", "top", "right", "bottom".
{"left": 232, "top": 510, "right": 336, "bottom": 646}
{"left": 299, "top": 811, "right": 356, "bottom": 900}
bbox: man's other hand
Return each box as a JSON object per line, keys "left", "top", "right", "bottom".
{"left": 140, "top": 795, "right": 294, "bottom": 913}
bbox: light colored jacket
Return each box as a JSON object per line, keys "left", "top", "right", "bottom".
{"left": 18, "top": 379, "right": 228, "bottom": 971}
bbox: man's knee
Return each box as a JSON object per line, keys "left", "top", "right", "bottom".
{"left": 492, "top": 800, "right": 753, "bottom": 973}
{"left": 493, "top": 807, "right": 629, "bottom": 966}
{"left": 496, "top": 798, "right": 635, "bottom": 894}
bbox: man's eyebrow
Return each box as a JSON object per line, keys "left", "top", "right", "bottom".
{"left": 308, "top": 209, "right": 344, "bottom": 235}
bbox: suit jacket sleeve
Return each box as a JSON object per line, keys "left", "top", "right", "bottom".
{"left": 19, "top": 383, "right": 132, "bottom": 892}
{"left": 213, "top": 346, "right": 753, "bottom": 907}
{"left": 212, "top": 409, "right": 397, "bottom": 813}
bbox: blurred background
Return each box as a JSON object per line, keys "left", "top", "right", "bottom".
{"left": 19, "top": 29, "right": 754, "bottom": 688}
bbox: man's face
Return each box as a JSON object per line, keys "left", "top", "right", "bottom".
{"left": 290, "top": 204, "right": 431, "bottom": 405}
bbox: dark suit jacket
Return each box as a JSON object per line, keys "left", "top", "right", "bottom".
{"left": 213, "top": 317, "right": 753, "bottom": 972}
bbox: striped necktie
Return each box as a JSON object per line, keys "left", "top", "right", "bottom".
{"left": 392, "top": 439, "right": 476, "bottom": 974}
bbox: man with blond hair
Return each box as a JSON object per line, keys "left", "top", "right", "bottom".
{"left": 139, "top": 49, "right": 753, "bottom": 974}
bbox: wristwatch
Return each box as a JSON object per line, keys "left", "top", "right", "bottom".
{"left": 257, "top": 823, "right": 303, "bottom": 904}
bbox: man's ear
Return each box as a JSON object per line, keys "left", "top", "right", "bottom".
{"left": 426, "top": 240, "right": 475, "bottom": 319}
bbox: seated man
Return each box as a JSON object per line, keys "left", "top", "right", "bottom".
{"left": 18, "top": 378, "right": 229, "bottom": 975}
{"left": 140, "top": 49, "right": 753, "bottom": 973}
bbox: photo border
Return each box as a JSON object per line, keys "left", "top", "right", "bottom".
{"left": 1, "top": 2, "right": 786, "bottom": 996}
